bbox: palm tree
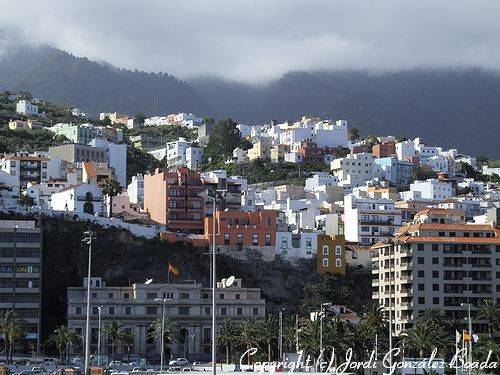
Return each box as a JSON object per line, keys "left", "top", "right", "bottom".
{"left": 147, "top": 317, "right": 176, "bottom": 355}
{"left": 102, "top": 177, "right": 123, "bottom": 217}
{"left": 218, "top": 318, "right": 238, "bottom": 364}
{"left": 239, "top": 318, "right": 260, "bottom": 365}
{"left": 103, "top": 320, "right": 123, "bottom": 359}
{"left": 362, "top": 302, "right": 387, "bottom": 334}
{"left": 0, "top": 310, "right": 25, "bottom": 363}
{"left": 299, "top": 319, "right": 321, "bottom": 359}
{"left": 119, "top": 330, "right": 135, "bottom": 364}
{"left": 282, "top": 315, "right": 298, "bottom": 352}
{"left": 401, "top": 320, "right": 451, "bottom": 358}
{"left": 476, "top": 299, "right": 499, "bottom": 338}
{"left": 348, "top": 127, "right": 360, "bottom": 142}
{"left": 420, "top": 308, "right": 446, "bottom": 327}
{"left": 324, "top": 317, "right": 356, "bottom": 365}
{"left": 46, "top": 325, "right": 78, "bottom": 364}
{"left": 259, "top": 314, "right": 278, "bottom": 362}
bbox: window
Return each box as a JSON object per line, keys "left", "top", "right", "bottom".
{"left": 432, "top": 271, "right": 439, "bottom": 278}
{"left": 124, "top": 293, "right": 130, "bottom": 299}
{"left": 147, "top": 292, "right": 157, "bottom": 300}
{"left": 92, "top": 292, "right": 97, "bottom": 299}
{"left": 432, "top": 257, "right": 439, "bottom": 265}
{"left": 336, "top": 259, "right": 342, "bottom": 268}
{"left": 204, "top": 307, "right": 210, "bottom": 315}
{"left": 418, "top": 257, "right": 424, "bottom": 264}
{"left": 92, "top": 307, "right": 98, "bottom": 314}
{"left": 335, "top": 245, "right": 342, "bottom": 255}
{"left": 418, "top": 297, "right": 425, "bottom": 305}
{"left": 224, "top": 233, "right": 230, "bottom": 245}
{"left": 178, "top": 307, "right": 190, "bottom": 316}
{"left": 219, "top": 293, "right": 225, "bottom": 300}
{"left": 235, "top": 293, "right": 240, "bottom": 300}
{"left": 125, "top": 307, "right": 131, "bottom": 315}
{"left": 433, "top": 284, "right": 439, "bottom": 291}
{"left": 265, "top": 234, "right": 271, "bottom": 246}
{"left": 281, "top": 238, "right": 288, "bottom": 249}
{"left": 306, "top": 238, "right": 312, "bottom": 249}
{"left": 361, "top": 226, "right": 369, "bottom": 232}
{"left": 237, "top": 233, "right": 243, "bottom": 245}
{"left": 433, "top": 297, "right": 440, "bottom": 305}
{"left": 252, "top": 234, "right": 258, "bottom": 245}
{"left": 146, "top": 307, "right": 157, "bottom": 315}
{"left": 237, "top": 307, "right": 243, "bottom": 316}
{"left": 322, "top": 245, "right": 329, "bottom": 255}
{"left": 418, "top": 284, "right": 425, "bottom": 291}
{"left": 322, "top": 258, "right": 329, "bottom": 267}
{"left": 252, "top": 307, "right": 259, "bottom": 316}
{"left": 418, "top": 244, "right": 424, "bottom": 251}
{"left": 221, "top": 307, "right": 227, "bottom": 316}
{"left": 109, "top": 307, "right": 114, "bottom": 315}
{"left": 76, "top": 307, "right": 82, "bottom": 315}
{"left": 432, "top": 244, "right": 439, "bottom": 251}
{"left": 179, "top": 292, "right": 189, "bottom": 299}
{"left": 108, "top": 293, "right": 114, "bottom": 299}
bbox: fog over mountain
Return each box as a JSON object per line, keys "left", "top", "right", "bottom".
{"left": 1, "top": 44, "right": 499, "bottom": 157}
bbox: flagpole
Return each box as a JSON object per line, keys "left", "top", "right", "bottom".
{"left": 168, "top": 268, "right": 170, "bottom": 284}
{"left": 455, "top": 331, "right": 458, "bottom": 375}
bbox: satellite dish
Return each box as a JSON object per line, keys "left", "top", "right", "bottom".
{"left": 225, "top": 276, "right": 235, "bottom": 287}
{"left": 145, "top": 279, "right": 153, "bottom": 285}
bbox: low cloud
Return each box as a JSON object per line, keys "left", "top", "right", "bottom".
{"left": 1, "top": 0, "right": 500, "bottom": 82}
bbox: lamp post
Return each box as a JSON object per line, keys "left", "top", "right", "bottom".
{"left": 295, "top": 314, "right": 300, "bottom": 353}
{"left": 155, "top": 298, "right": 170, "bottom": 373}
{"left": 82, "top": 230, "right": 96, "bottom": 375}
{"left": 278, "top": 309, "right": 284, "bottom": 364}
{"left": 97, "top": 306, "right": 102, "bottom": 367}
{"left": 461, "top": 302, "right": 473, "bottom": 375}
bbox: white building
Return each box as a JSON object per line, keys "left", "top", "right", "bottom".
{"left": 25, "top": 180, "right": 73, "bottom": 208}
{"left": 88, "top": 139, "right": 127, "bottom": 188}
{"left": 51, "top": 182, "right": 104, "bottom": 215}
{"left": 276, "top": 231, "right": 319, "bottom": 260}
{"left": 305, "top": 172, "right": 338, "bottom": 192}
{"left": 483, "top": 165, "right": 500, "bottom": 176}
{"left": 408, "top": 179, "right": 453, "bottom": 201}
{"left": 395, "top": 140, "right": 416, "bottom": 161}
{"left": 343, "top": 194, "right": 403, "bottom": 245}
{"left": 278, "top": 118, "right": 348, "bottom": 149}
{"left": 127, "top": 174, "right": 144, "bottom": 206}
{"left": 330, "top": 153, "right": 376, "bottom": 187}
{"left": 186, "top": 146, "right": 203, "bottom": 170}
{"left": 16, "top": 100, "right": 38, "bottom": 116}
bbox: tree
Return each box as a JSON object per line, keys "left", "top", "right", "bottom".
{"left": 134, "top": 113, "right": 146, "bottom": 125}
{"left": 148, "top": 317, "right": 176, "bottom": 355}
{"left": 362, "top": 302, "right": 387, "bottom": 335}
{"left": 103, "top": 320, "right": 123, "bottom": 358}
{"left": 20, "top": 194, "right": 36, "bottom": 207}
{"left": 46, "top": 325, "right": 79, "bottom": 364}
{"left": 348, "top": 127, "right": 360, "bottom": 142}
{"left": 364, "top": 135, "right": 380, "bottom": 149}
{"left": 282, "top": 316, "right": 298, "bottom": 352}
{"left": 119, "top": 330, "right": 135, "bottom": 363}
{"left": 299, "top": 319, "right": 321, "bottom": 359}
{"left": 0, "top": 310, "right": 25, "bottom": 363}
{"left": 102, "top": 177, "right": 123, "bottom": 217}
{"left": 476, "top": 299, "right": 499, "bottom": 338}
{"left": 476, "top": 155, "right": 489, "bottom": 166}
{"left": 401, "top": 320, "right": 450, "bottom": 358}
{"left": 205, "top": 119, "right": 242, "bottom": 163}
{"left": 238, "top": 318, "right": 260, "bottom": 365}
{"left": 259, "top": 314, "right": 278, "bottom": 362}
{"left": 218, "top": 318, "right": 238, "bottom": 364}
{"left": 409, "top": 165, "right": 438, "bottom": 183}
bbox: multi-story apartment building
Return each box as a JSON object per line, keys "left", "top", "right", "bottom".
{"left": 372, "top": 141, "right": 396, "bottom": 158}
{"left": 344, "top": 194, "right": 403, "bottom": 245}
{"left": 330, "top": 152, "right": 376, "bottom": 187}
{"left": 67, "top": 277, "right": 265, "bottom": 360}
{"left": 49, "top": 123, "right": 123, "bottom": 144}
{"left": 201, "top": 170, "right": 243, "bottom": 214}
{"left": 0, "top": 152, "right": 62, "bottom": 190}
{"left": 127, "top": 174, "right": 144, "bottom": 206}
{"left": 0, "top": 220, "right": 42, "bottom": 350}
{"left": 372, "top": 208, "right": 500, "bottom": 336}
{"left": 206, "top": 210, "right": 276, "bottom": 251}
{"left": 144, "top": 168, "right": 204, "bottom": 233}
{"left": 404, "top": 179, "right": 454, "bottom": 201}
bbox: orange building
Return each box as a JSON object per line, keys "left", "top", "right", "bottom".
{"left": 144, "top": 168, "right": 204, "bottom": 233}
{"left": 317, "top": 234, "right": 346, "bottom": 275}
{"left": 372, "top": 141, "right": 396, "bottom": 158}
{"left": 205, "top": 210, "right": 277, "bottom": 247}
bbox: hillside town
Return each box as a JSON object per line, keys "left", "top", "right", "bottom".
{"left": 1, "top": 92, "right": 500, "bottom": 372}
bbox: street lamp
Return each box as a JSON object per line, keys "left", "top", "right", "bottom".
{"left": 97, "top": 306, "right": 102, "bottom": 367}
{"left": 82, "top": 230, "right": 96, "bottom": 375}
{"left": 387, "top": 238, "right": 394, "bottom": 370}
{"left": 461, "top": 302, "right": 473, "bottom": 375}
{"left": 278, "top": 309, "right": 284, "bottom": 363}
{"left": 154, "top": 298, "right": 171, "bottom": 373}
{"left": 319, "top": 303, "right": 331, "bottom": 354}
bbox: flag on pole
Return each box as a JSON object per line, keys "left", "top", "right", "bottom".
{"left": 463, "top": 331, "right": 471, "bottom": 343}
{"left": 455, "top": 330, "right": 461, "bottom": 344}
{"left": 168, "top": 262, "right": 179, "bottom": 276}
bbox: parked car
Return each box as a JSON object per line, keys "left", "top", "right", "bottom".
{"left": 168, "top": 358, "right": 189, "bottom": 367}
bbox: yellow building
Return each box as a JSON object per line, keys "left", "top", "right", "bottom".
{"left": 317, "top": 234, "right": 346, "bottom": 275}
{"left": 270, "top": 144, "right": 289, "bottom": 163}
{"left": 248, "top": 139, "right": 270, "bottom": 161}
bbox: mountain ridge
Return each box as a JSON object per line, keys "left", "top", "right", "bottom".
{"left": 1, "top": 45, "right": 499, "bottom": 156}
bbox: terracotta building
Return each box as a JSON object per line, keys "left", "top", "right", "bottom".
{"left": 297, "top": 141, "right": 325, "bottom": 164}
{"left": 372, "top": 141, "right": 396, "bottom": 158}
{"left": 205, "top": 210, "right": 277, "bottom": 247}
{"left": 144, "top": 168, "right": 204, "bottom": 233}
{"left": 317, "top": 234, "right": 346, "bottom": 275}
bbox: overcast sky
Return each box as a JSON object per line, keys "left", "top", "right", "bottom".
{"left": 1, "top": 0, "right": 500, "bottom": 82}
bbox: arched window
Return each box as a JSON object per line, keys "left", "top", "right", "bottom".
{"left": 322, "top": 258, "right": 329, "bottom": 267}
{"left": 335, "top": 245, "right": 342, "bottom": 255}
{"left": 322, "top": 245, "right": 329, "bottom": 255}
